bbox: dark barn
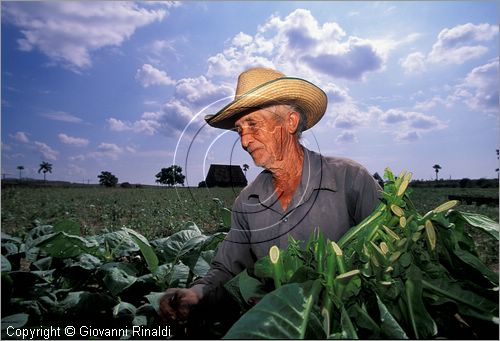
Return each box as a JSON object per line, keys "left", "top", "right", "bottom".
{"left": 204, "top": 164, "right": 248, "bottom": 187}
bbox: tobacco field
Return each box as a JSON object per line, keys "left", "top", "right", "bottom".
{"left": 1, "top": 174, "right": 498, "bottom": 339}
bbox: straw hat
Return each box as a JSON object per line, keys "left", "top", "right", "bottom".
{"left": 204, "top": 67, "right": 327, "bottom": 130}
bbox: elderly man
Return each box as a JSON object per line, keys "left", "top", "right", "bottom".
{"left": 159, "top": 67, "right": 380, "bottom": 324}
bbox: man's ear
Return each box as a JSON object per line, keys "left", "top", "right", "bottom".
{"left": 287, "top": 111, "right": 300, "bottom": 134}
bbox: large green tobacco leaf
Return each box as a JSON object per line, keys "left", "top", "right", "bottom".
{"left": 2, "top": 242, "right": 19, "bottom": 256}
{"left": 113, "top": 301, "right": 137, "bottom": 324}
{"left": 178, "top": 235, "right": 210, "bottom": 268}
{"left": 93, "top": 230, "right": 139, "bottom": 257}
{"left": 40, "top": 291, "right": 118, "bottom": 319}
{"left": 224, "top": 281, "right": 324, "bottom": 339}
{"left": 201, "top": 232, "right": 226, "bottom": 251}
{"left": 123, "top": 228, "right": 158, "bottom": 274}
{"left": 1, "top": 233, "right": 22, "bottom": 244}
{"left": 451, "top": 246, "right": 499, "bottom": 285}
{"left": 145, "top": 292, "right": 165, "bottom": 314}
{"left": 422, "top": 278, "right": 498, "bottom": 316}
{"left": 22, "top": 225, "right": 54, "bottom": 262}
{"left": 254, "top": 254, "right": 273, "bottom": 279}
{"left": 1, "top": 255, "right": 12, "bottom": 272}
{"left": 100, "top": 262, "right": 138, "bottom": 296}
{"left": 192, "top": 250, "right": 215, "bottom": 277}
{"left": 449, "top": 211, "right": 499, "bottom": 241}
{"left": 340, "top": 305, "right": 358, "bottom": 339}
{"left": 70, "top": 253, "right": 102, "bottom": 271}
{"left": 376, "top": 295, "right": 409, "bottom": 339}
{"left": 155, "top": 262, "right": 190, "bottom": 288}
{"left": 151, "top": 223, "right": 206, "bottom": 264}
{"left": 168, "top": 263, "right": 190, "bottom": 288}
{"left": 404, "top": 278, "right": 437, "bottom": 339}
{"left": 238, "top": 269, "right": 267, "bottom": 304}
{"left": 349, "top": 303, "right": 381, "bottom": 336}
{"left": 26, "top": 225, "right": 54, "bottom": 241}
{"left": 53, "top": 220, "right": 81, "bottom": 235}
{"left": 103, "top": 267, "right": 137, "bottom": 296}
{"left": 32, "top": 256, "right": 53, "bottom": 271}
{"left": 224, "top": 273, "right": 249, "bottom": 309}
{"left": 438, "top": 223, "right": 498, "bottom": 286}
{"left": 35, "top": 232, "right": 99, "bottom": 258}
{"left": 1, "top": 313, "right": 29, "bottom": 329}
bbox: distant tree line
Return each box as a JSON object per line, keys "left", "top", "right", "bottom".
{"left": 17, "top": 151, "right": 498, "bottom": 188}
{"left": 95, "top": 165, "right": 186, "bottom": 188}
{"left": 410, "top": 178, "right": 498, "bottom": 189}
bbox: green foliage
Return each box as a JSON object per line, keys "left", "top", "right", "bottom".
{"left": 224, "top": 281, "right": 324, "bottom": 339}
{"left": 1, "top": 221, "right": 225, "bottom": 336}
{"left": 224, "top": 168, "right": 499, "bottom": 339}
{"left": 1, "top": 186, "right": 239, "bottom": 238}
{"left": 155, "top": 165, "right": 185, "bottom": 187}
{"left": 98, "top": 171, "right": 118, "bottom": 187}
{"left": 0, "top": 169, "right": 498, "bottom": 339}
{"left": 38, "top": 161, "right": 52, "bottom": 181}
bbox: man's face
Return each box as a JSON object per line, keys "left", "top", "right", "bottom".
{"left": 234, "top": 107, "right": 286, "bottom": 169}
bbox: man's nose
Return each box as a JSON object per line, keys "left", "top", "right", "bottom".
{"left": 240, "top": 131, "right": 252, "bottom": 150}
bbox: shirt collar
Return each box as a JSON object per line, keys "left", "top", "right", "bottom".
{"left": 246, "top": 147, "right": 337, "bottom": 205}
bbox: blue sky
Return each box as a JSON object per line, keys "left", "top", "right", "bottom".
{"left": 1, "top": 1, "right": 498, "bottom": 186}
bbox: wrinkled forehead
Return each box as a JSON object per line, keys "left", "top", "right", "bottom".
{"left": 234, "top": 104, "right": 288, "bottom": 126}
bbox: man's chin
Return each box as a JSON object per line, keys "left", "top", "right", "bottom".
{"left": 251, "top": 157, "right": 270, "bottom": 169}
{"left": 249, "top": 151, "right": 271, "bottom": 169}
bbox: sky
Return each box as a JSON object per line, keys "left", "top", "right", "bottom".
{"left": 1, "top": 1, "right": 499, "bottom": 186}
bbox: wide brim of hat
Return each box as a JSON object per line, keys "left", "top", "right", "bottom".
{"left": 205, "top": 77, "right": 328, "bottom": 131}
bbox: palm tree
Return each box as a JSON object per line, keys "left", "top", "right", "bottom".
{"left": 433, "top": 164, "right": 441, "bottom": 181}
{"left": 38, "top": 161, "right": 53, "bottom": 182}
{"left": 243, "top": 164, "right": 249, "bottom": 177}
{"left": 17, "top": 165, "right": 24, "bottom": 180}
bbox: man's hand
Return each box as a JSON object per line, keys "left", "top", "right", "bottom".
{"left": 159, "top": 288, "right": 201, "bottom": 323}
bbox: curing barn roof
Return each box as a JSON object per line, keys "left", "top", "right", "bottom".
{"left": 204, "top": 164, "right": 248, "bottom": 187}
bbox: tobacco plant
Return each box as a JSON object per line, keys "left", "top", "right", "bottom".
{"left": 224, "top": 168, "right": 499, "bottom": 339}
{"left": 1, "top": 221, "right": 225, "bottom": 338}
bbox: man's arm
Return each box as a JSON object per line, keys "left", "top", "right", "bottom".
{"left": 350, "top": 165, "right": 382, "bottom": 224}
{"left": 159, "top": 196, "right": 253, "bottom": 321}
{"left": 190, "top": 197, "right": 254, "bottom": 299}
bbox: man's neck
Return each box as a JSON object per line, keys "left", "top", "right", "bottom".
{"left": 270, "top": 141, "right": 304, "bottom": 210}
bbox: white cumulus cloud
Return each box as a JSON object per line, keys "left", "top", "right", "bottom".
{"left": 135, "top": 64, "right": 176, "bottom": 87}
{"left": 41, "top": 111, "right": 83, "bottom": 123}
{"left": 175, "top": 76, "right": 233, "bottom": 106}
{"left": 12, "top": 131, "right": 30, "bottom": 143}
{"left": 3, "top": 2, "right": 167, "bottom": 70}
{"left": 88, "top": 143, "right": 123, "bottom": 160}
{"left": 400, "top": 52, "right": 426, "bottom": 74}
{"left": 451, "top": 59, "right": 499, "bottom": 112}
{"left": 34, "top": 141, "right": 59, "bottom": 160}
{"left": 401, "top": 22, "right": 498, "bottom": 73}
{"left": 58, "top": 133, "right": 89, "bottom": 147}
{"left": 206, "top": 9, "right": 400, "bottom": 81}
{"left": 379, "top": 109, "right": 447, "bottom": 141}
{"left": 336, "top": 131, "right": 358, "bottom": 144}
{"left": 428, "top": 23, "right": 498, "bottom": 64}
{"left": 107, "top": 116, "right": 161, "bottom": 135}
